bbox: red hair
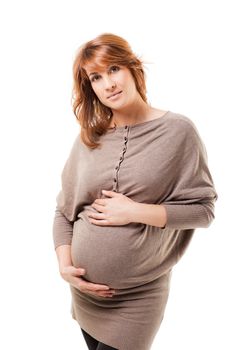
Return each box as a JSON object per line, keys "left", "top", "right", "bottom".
{"left": 72, "top": 33, "right": 148, "bottom": 149}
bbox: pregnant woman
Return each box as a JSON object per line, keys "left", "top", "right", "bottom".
{"left": 52, "top": 33, "right": 218, "bottom": 350}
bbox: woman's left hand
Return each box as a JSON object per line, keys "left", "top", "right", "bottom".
{"left": 86, "top": 190, "right": 136, "bottom": 226}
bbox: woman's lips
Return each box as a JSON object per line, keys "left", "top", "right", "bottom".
{"left": 107, "top": 91, "right": 123, "bottom": 100}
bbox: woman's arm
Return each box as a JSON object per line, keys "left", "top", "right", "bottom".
{"left": 52, "top": 208, "right": 74, "bottom": 272}
{"left": 53, "top": 207, "right": 74, "bottom": 249}
{"left": 130, "top": 203, "right": 167, "bottom": 228}
{"left": 55, "top": 244, "right": 73, "bottom": 272}
{"left": 130, "top": 200, "right": 216, "bottom": 230}
{"left": 129, "top": 119, "right": 217, "bottom": 231}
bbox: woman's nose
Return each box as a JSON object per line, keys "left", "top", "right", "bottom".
{"left": 103, "top": 76, "right": 116, "bottom": 89}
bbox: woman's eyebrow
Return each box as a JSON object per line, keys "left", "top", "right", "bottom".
{"left": 89, "top": 65, "right": 116, "bottom": 78}
{"left": 89, "top": 71, "right": 99, "bottom": 77}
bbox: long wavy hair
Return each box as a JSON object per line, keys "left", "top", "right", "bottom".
{"left": 72, "top": 33, "right": 148, "bottom": 149}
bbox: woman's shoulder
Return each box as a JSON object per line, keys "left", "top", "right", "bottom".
{"left": 167, "top": 110, "right": 197, "bottom": 128}
{"left": 166, "top": 111, "right": 205, "bottom": 152}
{"left": 166, "top": 110, "right": 201, "bottom": 137}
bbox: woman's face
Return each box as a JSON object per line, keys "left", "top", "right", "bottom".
{"left": 84, "top": 63, "right": 139, "bottom": 109}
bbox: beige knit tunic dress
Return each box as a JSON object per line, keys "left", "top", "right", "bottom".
{"left": 53, "top": 111, "right": 218, "bottom": 350}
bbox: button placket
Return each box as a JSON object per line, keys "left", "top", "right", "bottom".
{"left": 112, "top": 126, "right": 129, "bottom": 192}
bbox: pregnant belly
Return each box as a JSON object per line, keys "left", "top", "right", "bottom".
{"left": 71, "top": 211, "right": 163, "bottom": 290}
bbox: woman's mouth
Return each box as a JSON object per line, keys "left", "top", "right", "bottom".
{"left": 107, "top": 91, "right": 123, "bottom": 100}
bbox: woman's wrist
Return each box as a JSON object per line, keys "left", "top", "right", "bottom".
{"left": 130, "top": 201, "right": 167, "bottom": 228}
{"left": 55, "top": 244, "right": 73, "bottom": 272}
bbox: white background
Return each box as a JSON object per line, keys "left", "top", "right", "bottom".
{"left": 0, "top": 0, "right": 232, "bottom": 349}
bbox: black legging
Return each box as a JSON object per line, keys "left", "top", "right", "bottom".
{"left": 81, "top": 328, "right": 118, "bottom": 350}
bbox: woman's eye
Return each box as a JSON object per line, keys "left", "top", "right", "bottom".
{"left": 91, "top": 75, "right": 99, "bottom": 82}
{"left": 90, "top": 66, "right": 120, "bottom": 82}
{"left": 110, "top": 65, "right": 120, "bottom": 72}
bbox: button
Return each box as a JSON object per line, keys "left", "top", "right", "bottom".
{"left": 123, "top": 147, "right": 126, "bottom": 151}
{"left": 124, "top": 137, "right": 127, "bottom": 141}
{"left": 115, "top": 166, "right": 118, "bottom": 170}
{"left": 125, "top": 125, "right": 128, "bottom": 129}
{"left": 114, "top": 178, "right": 117, "bottom": 182}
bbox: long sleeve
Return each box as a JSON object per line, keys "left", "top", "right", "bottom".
{"left": 161, "top": 120, "right": 218, "bottom": 230}
{"left": 52, "top": 134, "right": 81, "bottom": 250}
{"left": 162, "top": 201, "right": 216, "bottom": 229}
{"left": 52, "top": 207, "right": 74, "bottom": 249}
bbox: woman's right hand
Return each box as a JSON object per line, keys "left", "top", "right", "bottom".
{"left": 60, "top": 266, "right": 116, "bottom": 298}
